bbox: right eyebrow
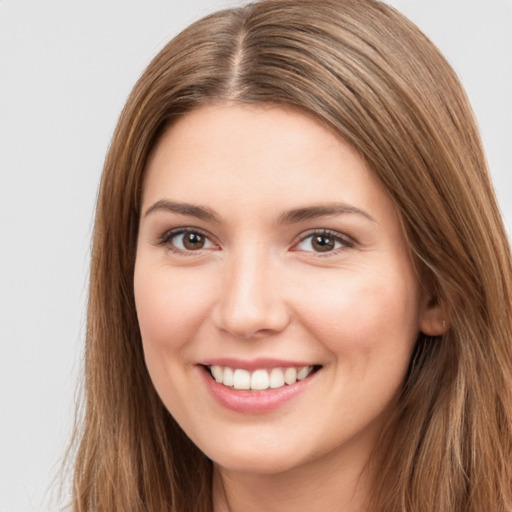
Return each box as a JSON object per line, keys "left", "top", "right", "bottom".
{"left": 143, "top": 200, "right": 221, "bottom": 223}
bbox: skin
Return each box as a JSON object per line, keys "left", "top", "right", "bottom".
{"left": 134, "top": 104, "right": 445, "bottom": 511}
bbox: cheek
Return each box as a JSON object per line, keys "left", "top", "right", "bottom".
{"left": 134, "top": 265, "right": 211, "bottom": 350}
{"left": 133, "top": 264, "right": 216, "bottom": 413}
{"left": 133, "top": 263, "right": 214, "bottom": 414}
{"left": 295, "top": 269, "right": 421, "bottom": 427}
{"left": 293, "top": 268, "right": 421, "bottom": 359}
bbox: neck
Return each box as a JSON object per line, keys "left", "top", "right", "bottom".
{"left": 212, "top": 447, "right": 375, "bottom": 512}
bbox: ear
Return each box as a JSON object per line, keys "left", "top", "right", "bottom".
{"left": 419, "top": 294, "right": 450, "bottom": 336}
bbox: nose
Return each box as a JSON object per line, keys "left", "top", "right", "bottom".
{"left": 211, "top": 249, "right": 291, "bottom": 340}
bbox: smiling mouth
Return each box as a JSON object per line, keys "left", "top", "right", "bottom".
{"left": 205, "top": 365, "right": 321, "bottom": 391}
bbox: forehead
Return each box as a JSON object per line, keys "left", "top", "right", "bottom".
{"left": 142, "top": 104, "right": 390, "bottom": 214}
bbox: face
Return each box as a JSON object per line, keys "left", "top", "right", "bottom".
{"left": 134, "top": 104, "right": 434, "bottom": 477}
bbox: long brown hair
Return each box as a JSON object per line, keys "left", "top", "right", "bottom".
{"left": 70, "top": 1, "right": 512, "bottom": 510}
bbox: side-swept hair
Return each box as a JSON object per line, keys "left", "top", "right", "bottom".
{"left": 71, "top": 1, "right": 512, "bottom": 510}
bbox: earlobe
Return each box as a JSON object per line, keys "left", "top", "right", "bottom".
{"left": 419, "top": 297, "right": 450, "bottom": 336}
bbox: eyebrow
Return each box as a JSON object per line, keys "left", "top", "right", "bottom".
{"left": 143, "top": 200, "right": 221, "bottom": 223}
{"left": 276, "top": 203, "right": 375, "bottom": 224}
{"left": 143, "top": 199, "right": 375, "bottom": 224}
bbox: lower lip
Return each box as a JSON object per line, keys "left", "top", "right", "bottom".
{"left": 200, "top": 366, "right": 318, "bottom": 414}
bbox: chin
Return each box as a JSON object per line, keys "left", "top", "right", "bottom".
{"left": 213, "top": 452, "right": 303, "bottom": 476}
{"left": 200, "top": 433, "right": 331, "bottom": 477}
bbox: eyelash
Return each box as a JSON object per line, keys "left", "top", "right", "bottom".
{"left": 157, "top": 227, "right": 217, "bottom": 255}
{"left": 292, "top": 229, "right": 354, "bottom": 255}
{"left": 156, "top": 227, "right": 354, "bottom": 256}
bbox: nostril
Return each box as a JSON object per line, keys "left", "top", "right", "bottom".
{"left": 212, "top": 303, "right": 292, "bottom": 340}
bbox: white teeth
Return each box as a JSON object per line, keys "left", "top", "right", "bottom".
{"left": 208, "top": 365, "right": 315, "bottom": 391}
{"left": 211, "top": 365, "right": 223, "bottom": 383}
{"left": 251, "top": 369, "right": 269, "bottom": 390}
{"left": 297, "top": 367, "right": 310, "bottom": 381}
{"left": 233, "top": 369, "right": 251, "bottom": 390}
{"left": 284, "top": 367, "right": 297, "bottom": 385}
{"left": 223, "top": 367, "right": 234, "bottom": 387}
{"left": 269, "top": 367, "right": 285, "bottom": 389}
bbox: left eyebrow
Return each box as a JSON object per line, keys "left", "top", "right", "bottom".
{"left": 276, "top": 203, "right": 376, "bottom": 224}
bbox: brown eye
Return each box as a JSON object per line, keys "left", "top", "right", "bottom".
{"left": 294, "top": 231, "right": 350, "bottom": 254}
{"left": 182, "top": 232, "right": 205, "bottom": 250}
{"left": 162, "top": 229, "right": 216, "bottom": 252}
{"left": 311, "top": 235, "right": 335, "bottom": 252}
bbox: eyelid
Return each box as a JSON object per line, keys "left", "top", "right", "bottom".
{"left": 156, "top": 226, "right": 219, "bottom": 253}
{"left": 291, "top": 228, "right": 355, "bottom": 254}
{"left": 154, "top": 226, "right": 354, "bottom": 255}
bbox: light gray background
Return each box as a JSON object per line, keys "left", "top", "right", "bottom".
{"left": 1, "top": 1, "right": 511, "bottom": 510}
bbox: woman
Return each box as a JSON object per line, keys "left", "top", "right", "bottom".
{"left": 70, "top": 0, "right": 512, "bottom": 510}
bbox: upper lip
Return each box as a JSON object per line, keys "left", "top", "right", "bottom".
{"left": 199, "top": 357, "right": 320, "bottom": 371}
